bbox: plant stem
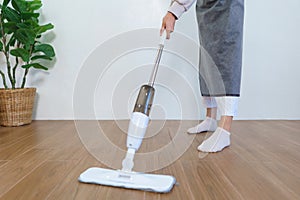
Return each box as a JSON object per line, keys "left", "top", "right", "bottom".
{"left": 12, "top": 42, "right": 21, "bottom": 88}
{"left": 0, "top": 70, "right": 8, "bottom": 89}
{"left": 12, "top": 54, "right": 19, "bottom": 88}
{"left": 21, "top": 68, "right": 29, "bottom": 88}
{"left": 0, "top": 15, "right": 14, "bottom": 89}
{"left": 21, "top": 43, "right": 35, "bottom": 89}
{"left": 4, "top": 48, "right": 14, "bottom": 88}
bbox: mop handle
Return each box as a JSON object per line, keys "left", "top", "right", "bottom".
{"left": 148, "top": 31, "right": 166, "bottom": 87}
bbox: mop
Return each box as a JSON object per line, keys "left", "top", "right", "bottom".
{"left": 78, "top": 32, "right": 176, "bottom": 193}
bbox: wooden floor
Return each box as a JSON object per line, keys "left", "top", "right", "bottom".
{"left": 0, "top": 120, "right": 299, "bottom": 200}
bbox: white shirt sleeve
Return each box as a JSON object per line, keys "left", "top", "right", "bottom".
{"left": 168, "top": 0, "right": 196, "bottom": 19}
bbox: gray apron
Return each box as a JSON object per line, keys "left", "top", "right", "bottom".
{"left": 196, "top": 0, "right": 244, "bottom": 96}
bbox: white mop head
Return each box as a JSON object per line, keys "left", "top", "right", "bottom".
{"left": 79, "top": 167, "right": 176, "bottom": 193}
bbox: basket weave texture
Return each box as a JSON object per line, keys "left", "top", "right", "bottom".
{"left": 0, "top": 88, "right": 36, "bottom": 127}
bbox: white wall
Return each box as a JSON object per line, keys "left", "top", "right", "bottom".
{"left": 239, "top": 0, "right": 300, "bottom": 119}
{"left": 1, "top": 0, "right": 299, "bottom": 120}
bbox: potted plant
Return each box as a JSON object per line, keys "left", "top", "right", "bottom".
{"left": 0, "top": 0, "right": 55, "bottom": 126}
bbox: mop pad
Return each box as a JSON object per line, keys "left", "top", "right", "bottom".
{"left": 78, "top": 167, "right": 176, "bottom": 193}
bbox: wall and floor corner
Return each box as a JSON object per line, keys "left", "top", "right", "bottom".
{"left": 1, "top": 0, "right": 299, "bottom": 120}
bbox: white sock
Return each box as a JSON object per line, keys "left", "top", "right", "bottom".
{"left": 197, "top": 127, "right": 230, "bottom": 153}
{"left": 187, "top": 117, "right": 217, "bottom": 134}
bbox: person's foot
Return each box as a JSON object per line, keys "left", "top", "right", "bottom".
{"left": 187, "top": 117, "right": 217, "bottom": 134}
{"left": 197, "top": 127, "right": 230, "bottom": 152}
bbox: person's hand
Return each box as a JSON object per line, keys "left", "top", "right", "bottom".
{"left": 160, "top": 12, "right": 176, "bottom": 39}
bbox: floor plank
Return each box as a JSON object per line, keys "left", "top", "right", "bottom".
{"left": 209, "top": 150, "right": 297, "bottom": 200}
{"left": 0, "top": 124, "right": 35, "bottom": 149}
{"left": 247, "top": 161, "right": 300, "bottom": 199}
{"left": 47, "top": 153, "right": 102, "bottom": 200}
{"left": 179, "top": 159, "right": 243, "bottom": 200}
{"left": 0, "top": 160, "right": 76, "bottom": 200}
{"left": 0, "top": 120, "right": 299, "bottom": 199}
{"left": 0, "top": 121, "right": 70, "bottom": 160}
{"left": 0, "top": 161, "right": 7, "bottom": 167}
{"left": 0, "top": 149, "right": 53, "bottom": 195}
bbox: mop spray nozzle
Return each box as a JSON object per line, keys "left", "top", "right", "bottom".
{"left": 121, "top": 148, "right": 136, "bottom": 172}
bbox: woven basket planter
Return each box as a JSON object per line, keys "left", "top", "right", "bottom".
{"left": 0, "top": 88, "right": 36, "bottom": 127}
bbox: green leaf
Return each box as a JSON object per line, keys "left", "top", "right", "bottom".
{"left": 22, "top": 63, "right": 48, "bottom": 70}
{"left": 16, "top": 22, "right": 29, "bottom": 29}
{"left": 12, "top": 0, "right": 28, "bottom": 13}
{"left": 3, "top": 22, "right": 17, "bottom": 34}
{"left": 23, "top": 43, "right": 32, "bottom": 51}
{"left": 34, "top": 44, "right": 55, "bottom": 57}
{"left": 3, "top": 0, "right": 12, "bottom": 7}
{"left": 31, "top": 55, "right": 52, "bottom": 61}
{"left": 0, "top": 41, "right": 3, "bottom": 51}
{"left": 2, "top": 6, "right": 21, "bottom": 23}
{"left": 10, "top": 48, "right": 30, "bottom": 62}
{"left": 21, "top": 12, "right": 40, "bottom": 20}
{"left": 7, "top": 36, "right": 17, "bottom": 47}
{"left": 27, "top": 0, "right": 42, "bottom": 11}
{"left": 35, "top": 23, "right": 54, "bottom": 35}
{"left": 14, "top": 28, "right": 36, "bottom": 45}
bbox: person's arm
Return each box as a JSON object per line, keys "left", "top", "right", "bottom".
{"left": 168, "top": 0, "right": 196, "bottom": 19}
{"left": 161, "top": 0, "right": 196, "bottom": 39}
